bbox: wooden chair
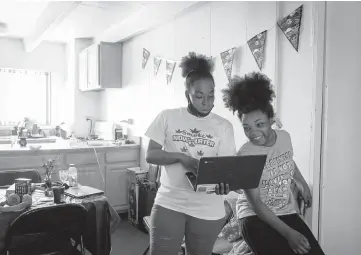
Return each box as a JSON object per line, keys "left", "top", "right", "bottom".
{"left": 4, "top": 203, "right": 88, "bottom": 255}
{"left": 0, "top": 169, "right": 41, "bottom": 188}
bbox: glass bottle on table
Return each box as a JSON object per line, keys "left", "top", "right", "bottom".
{"left": 68, "top": 164, "right": 78, "bottom": 188}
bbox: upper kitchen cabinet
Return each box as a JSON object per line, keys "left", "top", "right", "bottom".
{"left": 78, "top": 42, "right": 122, "bottom": 91}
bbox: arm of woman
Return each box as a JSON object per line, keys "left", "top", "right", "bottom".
{"left": 146, "top": 140, "right": 198, "bottom": 172}
{"left": 293, "top": 163, "right": 312, "bottom": 206}
{"left": 146, "top": 140, "right": 182, "bottom": 166}
{"left": 244, "top": 188, "right": 311, "bottom": 254}
{"left": 144, "top": 110, "right": 196, "bottom": 170}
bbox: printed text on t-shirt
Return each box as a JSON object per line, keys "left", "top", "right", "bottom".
{"left": 172, "top": 128, "right": 216, "bottom": 148}
{"left": 261, "top": 150, "right": 295, "bottom": 209}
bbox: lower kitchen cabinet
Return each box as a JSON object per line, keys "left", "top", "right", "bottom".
{"left": 77, "top": 165, "right": 106, "bottom": 191}
{"left": 0, "top": 145, "right": 140, "bottom": 213}
{"left": 105, "top": 166, "right": 129, "bottom": 212}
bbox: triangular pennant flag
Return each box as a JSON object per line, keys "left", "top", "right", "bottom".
{"left": 277, "top": 5, "right": 303, "bottom": 52}
{"left": 142, "top": 48, "right": 150, "bottom": 70}
{"left": 166, "top": 60, "right": 176, "bottom": 85}
{"left": 220, "top": 47, "right": 236, "bottom": 81}
{"left": 154, "top": 57, "right": 162, "bottom": 77}
{"left": 248, "top": 30, "right": 267, "bottom": 70}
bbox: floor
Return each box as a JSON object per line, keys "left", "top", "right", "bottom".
{"left": 110, "top": 213, "right": 149, "bottom": 255}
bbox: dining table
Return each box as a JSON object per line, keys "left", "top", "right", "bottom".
{"left": 0, "top": 186, "right": 121, "bottom": 255}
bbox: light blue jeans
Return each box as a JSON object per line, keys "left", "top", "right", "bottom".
{"left": 149, "top": 204, "right": 225, "bottom": 255}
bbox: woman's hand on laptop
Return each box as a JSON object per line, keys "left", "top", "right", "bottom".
{"left": 178, "top": 153, "right": 199, "bottom": 174}
{"left": 215, "top": 183, "right": 230, "bottom": 195}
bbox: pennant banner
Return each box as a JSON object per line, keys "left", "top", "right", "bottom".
{"left": 166, "top": 60, "right": 176, "bottom": 85}
{"left": 154, "top": 57, "right": 162, "bottom": 77}
{"left": 142, "top": 4, "right": 305, "bottom": 82}
{"left": 277, "top": 5, "right": 303, "bottom": 52}
{"left": 220, "top": 47, "right": 236, "bottom": 81}
{"left": 248, "top": 30, "right": 267, "bottom": 71}
{"left": 142, "top": 48, "right": 150, "bottom": 70}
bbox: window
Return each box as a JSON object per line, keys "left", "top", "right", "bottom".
{"left": 0, "top": 68, "right": 51, "bottom": 126}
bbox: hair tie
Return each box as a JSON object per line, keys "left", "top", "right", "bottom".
{"left": 185, "top": 69, "right": 196, "bottom": 79}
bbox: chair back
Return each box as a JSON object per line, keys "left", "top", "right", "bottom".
{"left": 4, "top": 203, "right": 87, "bottom": 251}
{"left": 0, "top": 169, "right": 41, "bottom": 187}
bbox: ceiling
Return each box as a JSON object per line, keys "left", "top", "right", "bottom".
{"left": 45, "top": 1, "right": 147, "bottom": 42}
{"left": 0, "top": 1, "right": 200, "bottom": 52}
{"left": 0, "top": 1, "right": 49, "bottom": 38}
{"left": 0, "top": 1, "right": 146, "bottom": 42}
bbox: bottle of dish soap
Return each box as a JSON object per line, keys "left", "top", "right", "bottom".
{"left": 68, "top": 164, "right": 78, "bottom": 188}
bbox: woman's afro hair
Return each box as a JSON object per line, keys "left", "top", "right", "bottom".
{"left": 222, "top": 72, "right": 275, "bottom": 119}
{"left": 179, "top": 52, "right": 214, "bottom": 78}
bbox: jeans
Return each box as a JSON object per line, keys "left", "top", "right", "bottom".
{"left": 149, "top": 204, "right": 226, "bottom": 255}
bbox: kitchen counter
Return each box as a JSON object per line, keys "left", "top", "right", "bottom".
{"left": 0, "top": 139, "right": 140, "bottom": 213}
{"left": 0, "top": 142, "right": 139, "bottom": 155}
{"left": 0, "top": 137, "right": 139, "bottom": 155}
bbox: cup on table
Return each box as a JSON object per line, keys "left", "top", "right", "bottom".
{"left": 53, "top": 186, "right": 65, "bottom": 204}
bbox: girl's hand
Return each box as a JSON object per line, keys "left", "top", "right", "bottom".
{"left": 302, "top": 187, "right": 312, "bottom": 208}
{"left": 287, "top": 229, "right": 311, "bottom": 254}
{"left": 215, "top": 183, "right": 230, "bottom": 195}
{"left": 178, "top": 154, "right": 199, "bottom": 174}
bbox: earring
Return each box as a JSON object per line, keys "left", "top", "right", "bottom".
{"left": 272, "top": 117, "right": 283, "bottom": 129}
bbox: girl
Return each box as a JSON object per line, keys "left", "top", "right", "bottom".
{"left": 145, "top": 52, "right": 236, "bottom": 255}
{"left": 222, "top": 72, "right": 325, "bottom": 255}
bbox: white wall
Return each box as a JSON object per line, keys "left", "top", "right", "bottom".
{"left": 100, "top": 1, "right": 279, "bottom": 168}
{"left": 69, "top": 38, "right": 101, "bottom": 137}
{"left": 276, "top": 2, "right": 317, "bottom": 226}
{"left": 0, "top": 38, "right": 67, "bottom": 125}
{"left": 277, "top": 2, "right": 315, "bottom": 185}
{"left": 100, "top": 1, "right": 318, "bottom": 228}
{"left": 319, "top": 2, "right": 361, "bottom": 254}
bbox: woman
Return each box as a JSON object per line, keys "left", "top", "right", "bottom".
{"left": 222, "top": 72, "right": 325, "bottom": 255}
{"left": 145, "top": 52, "right": 236, "bottom": 255}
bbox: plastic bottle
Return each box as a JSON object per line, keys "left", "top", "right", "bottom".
{"left": 68, "top": 164, "right": 78, "bottom": 187}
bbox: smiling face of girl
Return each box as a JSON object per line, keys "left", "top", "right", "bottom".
{"left": 241, "top": 109, "right": 275, "bottom": 146}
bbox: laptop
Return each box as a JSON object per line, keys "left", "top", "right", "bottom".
{"left": 186, "top": 155, "right": 267, "bottom": 193}
{"left": 64, "top": 185, "right": 104, "bottom": 199}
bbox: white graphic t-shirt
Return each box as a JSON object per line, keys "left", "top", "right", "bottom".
{"left": 145, "top": 107, "right": 236, "bottom": 220}
{"left": 236, "top": 129, "right": 297, "bottom": 219}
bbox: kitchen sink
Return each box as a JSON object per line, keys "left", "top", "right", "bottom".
{"left": 86, "top": 140, "right": 114, "bottom": 147}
